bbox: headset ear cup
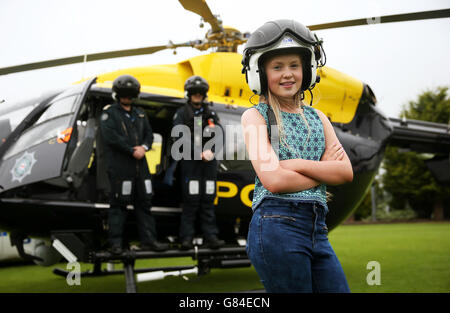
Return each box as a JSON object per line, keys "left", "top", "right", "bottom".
{"left": 314, "top": 45, "right": 321, "bottom": 61}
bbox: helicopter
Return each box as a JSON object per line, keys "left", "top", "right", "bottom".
{"left": 0, "top": 0, "right": 449, "bottom": 292}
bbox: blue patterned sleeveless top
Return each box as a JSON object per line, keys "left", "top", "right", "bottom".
{"left": 251, "top": 102, "right": 328, "bottom": 211}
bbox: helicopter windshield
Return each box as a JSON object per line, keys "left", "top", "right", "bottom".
{"left": 0, "top": 99, "right": 40, "bottom": 135}
{"left": 2, "top": 95, "right": 78, "bottom": 161}
{"left": 35, "top": 95, "right": 78, "bottom": 125}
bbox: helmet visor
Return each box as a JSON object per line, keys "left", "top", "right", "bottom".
{"left": 244, "top": 20, "right": 316, "bottom": 52}
{"left": 117, "top": 88, "right": 139, "bottom": 99}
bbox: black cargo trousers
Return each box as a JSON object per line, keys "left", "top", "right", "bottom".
{"left": 179, "top": 159, "right": 219, "bottom": 240}
{"left": 108, "top": 175, "right": 156, "bottom": 248}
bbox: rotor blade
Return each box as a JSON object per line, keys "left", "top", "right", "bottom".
{"left": 179, "top": 0, "right": 222, "bottom": 33}
{"left": 0, "top": 43, "right": 195, "bottom": 76}
{"left": 308, "top": 9, "right": 450, "bottom": 31}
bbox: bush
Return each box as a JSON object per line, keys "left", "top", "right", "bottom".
{"left": 362, "top": 208, "right": 417, "bottom": 222}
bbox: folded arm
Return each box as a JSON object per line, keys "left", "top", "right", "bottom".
{"left": 241, "top": 108, "right": 320, "bottom": 194}
{"left": 279, "top": 109, "right": 353, "bottom": 185}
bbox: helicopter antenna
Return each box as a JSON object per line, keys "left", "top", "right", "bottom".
{"left": 81, "top": 54, "right": 88, "bottom": 80}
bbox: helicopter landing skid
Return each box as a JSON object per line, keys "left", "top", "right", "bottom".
{"left": 92, "top": 247, "right": 250, "bottom": 293}
{"left": 52, "top": 260, "right": 138, "bottom": 293}
{"left": 50, "top": 231, "right": 250, "bottom": 293}
{"left": 52, "top": 261, "right": 200, "bottom": 293}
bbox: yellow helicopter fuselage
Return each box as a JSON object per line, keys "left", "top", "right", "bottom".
{"left": 93, "top": 52, "right": 363, "bottom": 124}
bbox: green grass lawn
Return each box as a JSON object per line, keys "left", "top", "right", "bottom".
{"left": 0, "top": 222, "right": 449, "bottom": 293}
{"left": 329, "top": 222, "right": 450, "bottom": 293}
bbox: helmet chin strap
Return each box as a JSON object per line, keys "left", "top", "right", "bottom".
{"left": 119, "top": 98, "right": 134, "bottom": 111}
{"left": 120, "top": 99, "right": 132, "bottom": 105}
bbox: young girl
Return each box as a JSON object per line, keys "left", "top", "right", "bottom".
{"left": 241, "top": 20, "right": 353, "bottom": 293}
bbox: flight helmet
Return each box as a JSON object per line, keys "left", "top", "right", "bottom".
{"left": 112, "top": 74, "right": 141, "bottom": 100}
{"left": 242, "top": 20, "right": 325, "bottom": 95}
{"left": 184, "top": 75, "right": 209, "bottom": 99}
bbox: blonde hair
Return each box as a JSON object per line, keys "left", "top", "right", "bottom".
{"left": 266, "top": 90, "right": 333, "bottom": 202}
{"left": 262, "top": 56, "right": 333, "bottom": 201}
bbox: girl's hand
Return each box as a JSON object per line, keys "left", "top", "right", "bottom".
{"left": 321, "top": 142, "right": 345, "bottom": 161}
{"left": 279, "top": 159, "right": 297, "bottom": 171}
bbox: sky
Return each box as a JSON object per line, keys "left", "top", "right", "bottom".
{"left": 0, "top": 0, "right": 449, "bottom": 120}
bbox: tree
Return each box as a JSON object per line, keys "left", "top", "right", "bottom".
{"left": 400, "top": 87, "right": 450, "bottom": 123}
{"left": 381, "top": 87, "right": 450, "bottom": 219}
{"left": 353, "top": 177, "right": 383, "bottom": 221}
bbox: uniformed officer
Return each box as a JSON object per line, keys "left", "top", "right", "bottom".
{"left": 100, "top": 74, "right": 168, "bottom": 254}
{"left": 172, "top": 75, "right": 225, "bottom": 250}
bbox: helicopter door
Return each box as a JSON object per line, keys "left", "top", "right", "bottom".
{"left": 145, "top": 133, "right": 163, "bottom": 175}
{"left": 0, "top": 78, "right": 96, "bottom": 193}
{"left": 63, "top": 116, "right": 96, "bottom": 188}
{"left": 0, "top": 119, "right": 11, "bottom": 146}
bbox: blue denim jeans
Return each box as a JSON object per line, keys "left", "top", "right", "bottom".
{"left": 246, "top": 198, "right": 350, "bottom": 293}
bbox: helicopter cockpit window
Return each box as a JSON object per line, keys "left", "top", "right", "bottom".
{"left": 0, "top": 98, "right": 40, "bottom": 133}
{"left": 2, "top": 95, "right": 79, "bottom": 160}
{"left": 35, "top": 95, "right": 78, "bottom": 125}
{"left": 3, "top": 115, "right": 72, "bottom": 160}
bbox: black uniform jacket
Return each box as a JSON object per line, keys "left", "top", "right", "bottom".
{"left": 100, "top": 102, "right": 153, "bottom": 180}
{"left": 172, "top": 102, "right": 223, "bottom": 160}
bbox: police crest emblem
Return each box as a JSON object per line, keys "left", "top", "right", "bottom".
{"left": 11, "top": 151, "right": 37, "bottom": 183}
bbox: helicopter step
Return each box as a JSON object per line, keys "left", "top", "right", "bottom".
{"left": 92, "top": 246, "right": 250, "bottom": 293}
{"left": 50, "top": 231, "right": 250, "bottom": 293}
{"left": 53, "top": 263, "right": 199, "bottom": 278}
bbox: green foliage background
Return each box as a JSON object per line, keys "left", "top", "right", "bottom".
{"left": 354, "top": 87, "right": 450, "bottom": 220}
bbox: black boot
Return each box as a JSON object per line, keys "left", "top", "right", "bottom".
{"left": 109, "top": 244, "right": 123, "bottom": 255}
{"left": 180, "top": 237, "right": 194, "bottom": 250}
{"left": 140, "top": 241, "right": 169, "bottom": 252}
{"left": 205, "top": 235, "right": 225, "bottom": 249}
